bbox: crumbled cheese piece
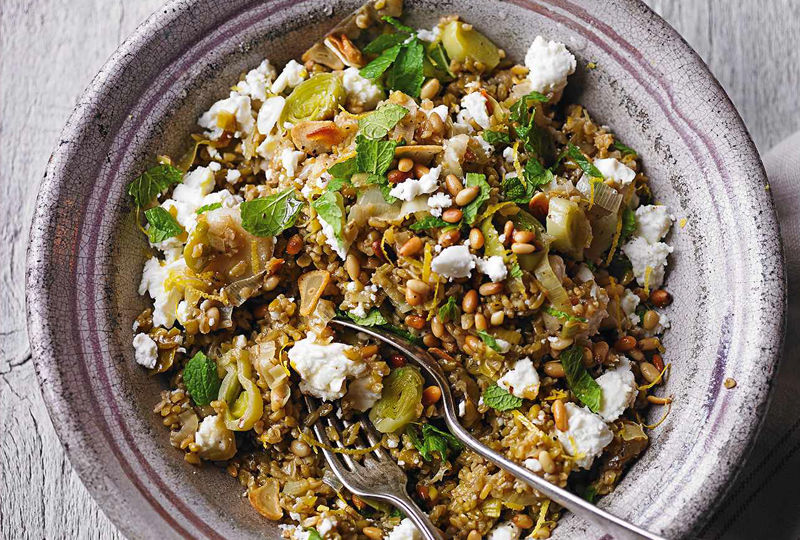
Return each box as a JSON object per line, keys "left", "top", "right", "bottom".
{"left": 318, "top": 215, "right": 351, "bottom": 260}
{"left": 317, "top": 517, "right": 336, "bottom": 537}
{"left": 503, "top": 146, "right": 515, "bottom": 162}
{"left": 280, "top": 148, "right": 305, "bottom": 178}
{"left": 645, "top": 312, "right": 671, "bottom": 336}
{"left": 132, "top": 333, "right": 158, "bottom": 368}
{"left": 592, "top": 157, "right": 636, "bottom": 187}
{"left": 416, "top": 25, "right": 441, "bottom": 43}
{"left": 620, "top": 289, "right": 641, "bottom": 326}
{"left": 198, "top": 94, "right": 254, "bottom": 140}
{"left": 235, "top": 59, "right": 276, "bottom": 102}
{"left": 461, "top": 92, "right": 491, "bottom": 129}
{"left": 256, "top": 95, "right": 285, "bottom": 136}
{"left": 497, "top": 358, "right": 540, "bottom": 399}
{"left": 487, "top": 521, "right": 521, "bottom": 540}
{"left": 524, "top": 458, "right": 542, "bottom": 472}
{"left": 270, "top": 59, "right": 307, "bottom": 95}
{"left": 634, "top": 205, "right": 674, "bottom": 244}
{"left": 208, "top": 162, "right": 222, "bottom": 172}
{"left": 387, "top": 518, "right": 422, "bottom": 540}
{"left": 431, "top": 245, "right": 475, "bottom": 279}
{"left": 138, "top": 257, "right": 187, "bottom": 328}
{"left": 458, "top": 400, "right": 466, "bottom": 417}
{"left": 427, "top": 192, "right": 452, "bottom": 217}
{"left": 555, "top": 403, "right": 614, "bottom": 469}
{"left": 288, "top": 333, "right": 367, "bottom": 400}
{"left": 342, "top": 67, "right": 384, "bottom": 111}
{"left": 524, "top": 36, "right": 577, "bottom": 95}
{"left": 390, "top": 165, "right": 441, "bottom": 201}
{"left": 472, "top": 135, "right": 494, "bottom": 157}
{"left": 345, "top": 375, "right": 383, "bottom": 412}
{"left": 425, "top": 104, "right": 449, "bottom": 123}
{"left": 195, "top": 415, "right": 234, "bottom": 456}
{"left": 153, "top": 165, "right": 217, "bottom": 246}
{"left": 475, "top": 255, "right": 507, "bottom": 283}
{"left": 256, "top": 132, "right": 282, "bottom": 161}
{"left": 226, "top": 169, "right": 242, "bottom": 184}
{"left": 621, "top": 237, "right": 673, "bottom": 289}
{"left": 452, "top": 109, "right": 475, "bottom": 135}
{"left": 595, "top": 358, "right": 637, "bottom": 422}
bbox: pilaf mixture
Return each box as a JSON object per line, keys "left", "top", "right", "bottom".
{"left": 129, "top": 2, "right": 676, "bottom": 539}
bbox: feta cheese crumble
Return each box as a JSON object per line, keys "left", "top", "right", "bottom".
{"left": 461, "top": 92, "right": 492, "bottom": 129}
{"left": 595, "top": 359, "right": 637, "bottom": 422}
{"left": 195, "top": 414, "right": 235, "bottom": 458}
{"left": 132, "top": 333, "right": 158, "bottom": 369}
{"left": 475, "top": 255, "right": 508, "bottom": 282}
{"left": 620, "top": 288, "right": 641, "bottom": 326}
{"left": 280, "top": 148, "right": 305, "bottom": 178}
{"left": 431, "top": 245, "right": 476, "bottom": 279}
{"left": 345, "top": 375, "right": 382, "bottom": 412}
{"left": 592, "top": 157, "right": 636, "bottom": 187}
{"left": 427, "top": 192, "right": 452, "bottom": 217}
{"left": 288, "top": 334, "right": 367, "bottom": 401}
{"left": 318, "top": 215, "right": 351, "bottom": 260}
{"left": 555, "top": 403, "right": 614, "bottom": 469}
{"left": 226, "top": 169, "right": 241, "bottom": 184}
{"left": 138, "top": 256, "right": 187, "bottom": 328}
{"left": 342, "top": 67, "right": 384, "bottom": 111}
{"left": 389, "top": 165, "right": 442, "bottom": 201}
{"left": 235, "top": 59, "right": 276, "bottom": 102}
{"left": 256, "top": 95, "right": 285, "bottom": 136}
{"left": 387, "top": 518, "right": 422, "bottom": 540}
{"left": 416, "top": 25, "right": 441, "bottom": 43}
{"left": 198, "top": 94, "right": 255, "bottom": 140}
{"left": 425, "top": 104, "right": 449, "bottom": 123}
{"left": 524, "top": 35, "right": 577, "bottom": 95}
{"left": 634, "top": 205, "right": 674, "bottom": 244}
{"left": 487, "top": 521, "right": 521, "bottom": 540}
{"left": 497, "top": 358, "right": 540, "bottom": 399}
{"left": 270, "top": 59, "right": 307, "bottom": 95}
{"left": 621, "top": 236, "right": 673, "bottom": 290}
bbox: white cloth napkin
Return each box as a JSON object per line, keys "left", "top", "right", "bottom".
{"left": 699, "top": 133, "right": 800, "bottom": 540}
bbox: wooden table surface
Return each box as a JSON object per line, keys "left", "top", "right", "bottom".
{"left": 2, "top": 1, "right": 799, "bottom": 538}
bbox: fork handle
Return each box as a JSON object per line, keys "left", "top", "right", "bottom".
{"left": 384, "top": 492, "right": 445, "bottom": 540}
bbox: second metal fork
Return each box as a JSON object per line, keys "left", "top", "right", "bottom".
{"left": 303, "top": 396, "right": 444, "bottom": 540}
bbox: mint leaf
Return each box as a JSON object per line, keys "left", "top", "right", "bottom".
{"left": 478, "top": 330, "right": 502, "bottom": 352}
{"left": 582, "top": 485, "right": 598, "bottom": 503}
{"left": 509, "top": 91, "right": 549, "bottom": 126}
{"left": 384, "top": 324, "right": 423, "bottom": 346}
{"left": 328, "top": 157, "right": 358, "bottom": 180}
{"left": 410, "top": 216, "right": 448, "bottom": 231}
{"left": 426, "top": 41, "right": 454, "bottom": 81}
{"left": 347, "top": 308, "right": 388, "bottom": 326}
{"left": 560, "top": 345, "right": 602, "bottom": 412}
{"left": 360, "top": 44, "right": 402, "bottom": 80}
{"left": 567, "top": 143, "right": 604, "bottom": 179}
{"left": 240, "top": 189, "right": 304, "bottom": 237}
{"left": 461, "top": 173, "right": 491, "bottom": 225}
{"left": 356, "top": 135, "right": 398, "bottom": 176}
{"left": 438, "top": 296, "right": 458, "bottom": 323}
{"left": 383, "top": 15, "right": 414, "bottom": 34}
{"left": 612, "top": 140, "right": 638, "bottom": 156}
{"left": 127, "top": 164, "right": 183, "bottom": 209}
{"left": 183, "top": 351, "right": 221, "bottom": 406}
{"left": 144, "top": 207, "right": 184, "bottom": 243}
{"left": 358, "top": 103, "right": 409, "bottom": 140}
{"left": 196, "top": 202, "right": 222, "bottom": 214}
{"left": 388, "top": 38, "right": 425, "bottom": 98}
{"left": 620, "top": 207, "right": 636, "bottom": 241}
{"left": 544, "top": 306, "right": 587, "bottom": 323}
{"left": 524, "top": 158, "right": 554, "bottom": 189}
{"left": 306, "top": 529, "right": 323, "bottom": 540}
{"left": 483, "top": 129, "right": 512, "bottom": 146}
{"left": 312, "top": 191, "right": 345, "bottom": 241}
{"left": 326, "top": 176, "right": 352, "bottom": 193}
{"left": 367, "top": 173, "right": 398, "bottom": 204}
{"left": 364, "top": 32, "right": 410, "bottom": 55}
{"left": 509, "top": 261, "right": 523, "bottom": 279}
{"left": 482, "top": 384, "right": 522, "bottom": 411}
{"left": 407, "top": 423, "right": 463, "bottom": 461}
{"left": 501, "top": 174, "right": 527, "bottom": 202}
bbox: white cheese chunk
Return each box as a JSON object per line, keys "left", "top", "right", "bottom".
{"left": 270, "top": 59, "right": 308, "bottom": 95}
{"left": 634, "top": 205, "right": 674, "bottom": 244}
{"left": 621, "top": 236, "right": 673, "bottom": 290}
{"left": 288, "top": 334, "right": 366, "bottom": 401}
{"left": 475, "top": 255, "right": 507, "bottom": 283}
{"left": 461, "top": 92, "right": 491, "bottom": 129}
{"left": 225, "top": 169, "right": 241, "bottom": 184}
{"left": 345, "top": 375, "right": 382, "bottom": 412}
{"left": 138, "top": 256, "right": 187, "bottom": 328}
{"left": 620, "top": 288, "right": 641, "bottom": 326}
{"left": 427, "top": 192, "right": 452, "bottom": 217}
{"left": 487, "top": 521, "right": 521, "bottom": 540}
{"left": 387, "top": 518, "right": 422, "bottom": 540}
{"left": 198, "top": 94, "right": 255, "bottom": 140}
{"left": 595, "top": 358, "right": 637, "bottom": 422}
{"left": 389, "top": 165, "right": 442, "bottom": 201}
{"left": 524, "top": 35, "right": 577, "bottom": 95}
{"left": 497, "top": 358, "right": 540, "bottom": 400}
{"left": 592, "top": 157, "right": 636, "bottom": 187}
{"left": 524, "top": 457, "right": 543, "bottom": 472}
{"left": 431, "top": 245, "right": 475, "bottom": 279}
{"left": 235, "top": 59, "right": 276, "bottom": 102}
{"left": 424, "top": 104, "right": 450, "bottom": 123}
{"left": 195, "top": 415, "right": 235, "bottom": 457}
{"left": 416, "top": 25, "right": 441, "bottom": 43}
{"left": 280, "top": 148, "right": 306, "bottom": 178}
{"left": 132, "top": 333, "right": 158, "bottom": 369}
{"left": 318, "top": 215, "right": 351, "bottom": 260}
{"left": 256, "top": 95, "right": 285, "bottom": 136}
{"left": 555, "top": 403, "right": 614, "bottom": 469}
{"left": 342, "top": 67, "right": 384, "bottom": 111}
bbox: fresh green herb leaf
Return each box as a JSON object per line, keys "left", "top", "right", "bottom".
{"left": 501, "top": 174, "right": 528, "bottom": 202}
{"left": 438, "top": 296, "right": 458, "bottom": 322}
{"left": 620, "top": 207, "right": 636, "bottom": 242}
{"left": 407, "top": 423, "right": 463, "bottom": 462}
{"left": 144, "top": 207, "right": 184, "bottom": 243}
{"left": 367, "top": 173, "right": 398, "bottom": 204}
{"left": 328, "top": 157, "right": 358, "bottom": 180}
{"left": 387, "top": 38, "right": 425, "bottom": 98}
{"left": 312, "top": 191, "right": 345, "bottom": 242}
{"left": 502, "top": 162, "right": 553, "bottom": 204}
{"left": 582, "top": 485, "right": 598, "bottom": 503}
{"left": 326, "top": 176, "right": 352, "bottom": 193}
{"left": 389, "top": 508, "right": 404, "bottom": 518}
{"left": 360, "top": 44, "right": 403, "bottom": 80}
{"left": 515, "top": 122, "right": 549, "bottom": 157}
{"left": 356, "top": 135, "right": 398, "bottom": 176}
{"left": 240, "top": 189, "right": 304, "bottom": 237}
{"left": 127, "top": 164, "right": 183, "bottom": 209}
{"left": 478, "top": 330, "right": 502, "bottom": 352}
{"left": 612, "top": 140, "right": 638, "bottom": 156}
{"left": 183, "top": 351, "right": 221, "bottom": 406}
{"left": 509, "top": 91, "right": 549, "bottom": 128}
{"left": 363, "top": 32, "right": 410, "bottom": 55}
{"left": 567, "top": 143, "right": 604, "bottom": 179}
{"left": 410, "top": 216, "right": 449, "bottom": 231}
{"left": 560, "top": 345, "right": 602, "bottom": 412}
{"left": 426, "top": 41, "right": 454, "bottom": 81}
{"left": 384, "top": 324, "right": 424, "bottom": 346}
{"left": 482, "top": 129, "right": 512, "bottom": 146}
{"left": 543, "top": 306, "right": 587, "bottom": 323}
{"left": 482, "top": 384, "right": 522, "bottom": 411}
{"left": 306, "top": 529, "right": 323, "bottom": 540}
{"left": 461, "top": 173, "right": 491, "bottom": 225}
{"left": 524, "top": 157, "right": 555, "bottom": 188}
{"left": 383, "top": 15, "right": 415, "bottom": 34}
{"left": 509, "top": 261, "right": 523, "bottom": 279}
{"left": 196, "top": 202, "right": 222, "bottom": 214}
{"left": 358, "top": 103, "right": 409, "bottom": 140}
{"left": 346, "top": 308, "right": 388, "bottom": 327}
{"left": 634, "top": 303, "right": 648, "bottom": 321}
{"left": 510, "top": 208, "right": 544, "bottom": 232}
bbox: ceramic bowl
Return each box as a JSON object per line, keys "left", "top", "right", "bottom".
{"left": 26, "top": 0, "right": 786, "bottom": 538}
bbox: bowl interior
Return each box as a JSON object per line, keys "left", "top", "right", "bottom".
{"left": 27, "top": 0, "right": 785, "bottom": 539}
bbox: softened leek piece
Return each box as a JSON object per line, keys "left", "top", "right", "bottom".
{"left": 184, "top": 220, "right": 211, "bottom": 272}
{"left": 440, "top": 20, "right": 500, "bottom": 71}
{"left": 280, "top": 73, "right": 345, "bottom": 126}
{"left": 369, "top": 366, "right": 424, "bottom": 433}
{"left": 575, "top": 176, "right": 623, "bottom": 215}
{"left": 480, "top": 217, "right": 505, "bottom": 258}
{"left": 533, "top": 253, "right": 572, "bottom": 312}
{"left": 546, "top": 197, "right": 590, "bottom": 260}
{"left": 218, "top": 349, "right": 264, "bottom": 431}
{"left": 585, "top": 211, "right": 619, "bottom": 261}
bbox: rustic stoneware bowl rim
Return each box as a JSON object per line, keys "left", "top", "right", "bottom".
{"left": 26, "top": 0, "right": 786, "bottom": 539}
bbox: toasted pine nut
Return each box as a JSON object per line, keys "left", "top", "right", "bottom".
{"left": 469, "top": 228, "right": 484, "bottom": 249}
{"left": 651, "top": 353, "right": 664, "bottom": 372}
{"left": 614, "top": 336, "right": 637, "bottom": 352}
{"left": 362, "top": 526, "right": 383, "bottom": 540}
{"left": 286, "top": 234, "right": 304, "bottom": 255}
{"left": 397, "top": 157, "right": 414, "bottom": 172}
{"left": 512, "top": 514, "right": 534, "bottom": 529}
{"left": 479, "top": 282, "right": 504, "bottom": 296}
{"left": 593, "top": 341, "right": 610, "bottom": 364}
{"left": 490, "top": 311, "right": 504, "bottom": 326}
{"left": 445, "top": 174, "right": 464, "bottom": 197}
{"left": 467, "top": 531, "right": 482, "bottom": 540}
{"left": 513, "top": 230, "right": 536, "bottom": 244}
{"left": 442, "top": 208, "right": 463, "bottom": 223}
{"left": 642, "top": 310, "right": 660, "bottom": 330}
{"left": 439, "top": 229, "right": 461, "bottom": 247}
{"left": 553, "top": 399, "right": 568, "bottom": 431}
{"left": 465, "top": 335, "right": 482, "bottom": 354}
{"left": 431, "top": 317, "right": 445, "bottom": 338}
{"left": 538, "top": 450, "right": 555, "bottom": 474}
{"left": 511, "top": 242, "right": 536, "bottom": 254}
{"left": 405, "top": 314, "right": 426, "bottom": 330}
{"left": 640, "top": 362, "right": 661, "bottom": 383}
{"left": 582, "top": 346, "right": 594, "bottom": 366}
{"left": 544, "top": 361, "right": 565, "bottom": 378}
{"left": 407, "top": 279, "right": 431, "bottom": 295}
{"left": 420, "top": 78, "right": 441, "bottom": 100}
{"left": 413, "top": 163, "right": 430, "bottom": 178}
{"left": 474, "top": 313, "right": 488, "bottom": 331}
{"left": 462, "top": 290, "right": 479, "bottom": 313}
{"left": 399, "top": 236, "right": 423, "bottom": 257}
{"left": 503, "top": 220, "right": 515, "bottom": 242}
{"left": 360, "top": 344, "right": 378, "bottom": 358}
{"left": 423, "top": 334, "right": 440, "bottom": 347}
{"left": 345, "top": 253, "right": 361, "bottom": 281}
{"left": 455, "top": 186, "right": 480, "bottom": 206}
{"left": 650, "top": 289, "right": 672, "bottom": 307}
{"left": 638, "top": 337, "right": 660, "bottom": 351}
{"left": 406, "top": 288, "right": 423, "bottom": 306}
{"left": 422, "top": 385, "right": 442, "bottom": 406}
{"left": 549, "top": 337, "right": 573, "bottom": 351}
{"left": 528, "top": 192, "right": 549, "bottom": 218}
{"left": 387, "top": 169, "right": 412, "bottom": 184}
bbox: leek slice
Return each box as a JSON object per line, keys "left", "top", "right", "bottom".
{"left": 546, "top": 197, "right": 590, "bottom": 260}
{"left": 218, "top": 349, "right": 264, "bottom": 431}
{"left": 369, "top": 366, "right": 423, "bottom": 433}
{"left": 533, "top": 253, "right": 572, "bottom": 312}
{"left": 576, "top": 176, "right": 623, "bottom": 215}
{"left": 440, "top": 21, "right": 500, "bottom": 71}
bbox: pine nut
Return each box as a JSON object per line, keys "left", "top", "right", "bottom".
{"left": 363, "top": 526, "right": 383, "bottom": 540}
{"left": 397, "top": 157, "right": 414, "bottom": 172}
{"left": 290, "top": 440, "right": 312, "bottom": 457}
{"left": 528, "top": 192, "right": 549, "bottom": 218}
{"left": 345, "top": 253, "right": 361, "bottom": 281}
{"left": 513, "top": 514, "right": 534, "bottom": 529}
{"left": 465, "top": 335, "right": 482, "bottom": 354}
{"left": 413, "top": 163, "right": 430, "bottom": 178}
{"left": 431, "top": 317, "right": 445, "bottom": 338}
{"left": 538, "top": 450, "right": 555, "bottom": 474}
{"left": 490, "top": 311, "right": 504, "bottom": 326}
{"left": 638, "top": 337, "right": 660, "bottom": 351}
{"left": 422, "top": 385, "right": 442, "bottom": 406}
{"left": 439, "top": 229, "right": 461, "bottom": 247}
{"left": 264, "top": 276, "right": 281, "bottom": 291}
{"left": 582, "top": 346, "right": 594, "bottom": 366}
{"left": 442, "top": 208, "right": 463, "bottom": 223}
{"left": 455, "top": 186, "right": 480, "bottom": 206}
{"left": 387, "top": 169, "right": 412, "bottom": 184}
{"left": 467, "top": 531, "right": 482, "bottom": 540}
{"left": 593, "top": 341, "right": 609, "bottom": 364}
{"left": 640, "top": 362, "right": 661, "bottom": 384}
{"left": 511, "top": 242, "right": 536, "bottom": 254}
{"left": 642, "top": 310, "right": 660, "bottom": 330}
{"left": 445, "top": 174, "right": 464, "bottom": 197}
{"left": 286, "top": 234, "right": 304, "bottom": 255}
{"left": 651, "top": 353, "right": 664, "bottom": 372}
{"left": 462, "top": 290, "right": 479, "bottom": 313}
{"left": 406, "top": 288, "right": 423, "bottom": 306}
{"left": 544, "top": 361, "right": 565, "bottom": 378}
{"left": 549, "top": 337, "right": 573, "bottom": 351}
{"left": 553, "top": 399, "right": 568, "bottom": 431}
{"left": 503, "top": 220, "right": 514, "bottom": 242}
{"left": 475, "top": 313, "right": 488, "bottom": 331}
{"left": 479, "top": 282, "right": 504, "bottom": 296}
{"left": 399, "top": 236, "right": 423, "bottom": 257}
{"left": 405, "top": 314, "right": 426, "bottom": 330}
{"left": 469, "top": 228, "right": 484, "bottom": 249}
{"left": 650, "top": 289, "right": 672, "bottom": 307}
{"left": 407, "top": 279, "right": 430, "bottom": 295}
{"left": 513, "top": 230, "right": 536, "bottom": 244}
{"left": 614, "top": 336, "right": 637, "bottom": 352}
{"left": 420, "top": 78, "right": 441, "bottom": 100}
{"left": 360, "top": 345, "right": 379, "bottom": 358}
{"left": 423, "top": 334, "right": 440, "bottom": 347}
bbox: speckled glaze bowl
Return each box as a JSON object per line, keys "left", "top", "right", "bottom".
{"left": 26, "top": 0, "right": 786, "bottom": 538}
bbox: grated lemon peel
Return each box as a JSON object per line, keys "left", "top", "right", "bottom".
{"left": 531, "top": 499, "right": 550, "bottom": 537}
{"left": 636, "top": 400, "right": 672, "bottom": 429}
{"left": 638, "top": 363, "right": 670, "bottom": 391}
{"left": 605, "top": 212, "right": 624, "bottom": 266}
{"left": 643, "top": 266, "right": 653, "bottom": 295}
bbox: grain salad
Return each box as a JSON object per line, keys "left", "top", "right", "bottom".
{"left": 129, "top": 2, "right": 675, "bottom": 538}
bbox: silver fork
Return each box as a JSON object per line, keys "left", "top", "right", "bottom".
{"left": 330, "top": 318, "right": 670, "bottom": 540}
{"left": 303, "top": 395, "right": 445, "bottom": 540}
